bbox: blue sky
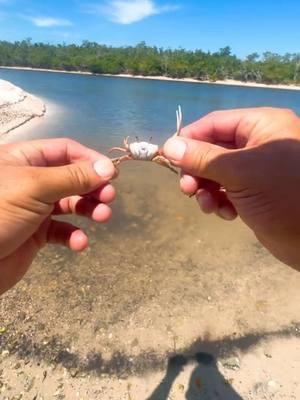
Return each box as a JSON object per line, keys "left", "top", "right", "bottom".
{"left": 0, "top": 0, "right": 299, "bottom": 58}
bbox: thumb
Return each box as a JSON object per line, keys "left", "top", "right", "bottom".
{"left": 31, "top": 158, "right": 116, "bottom": 203}
{"left": 163, "top": 137, "right": 240, "bottom": 186}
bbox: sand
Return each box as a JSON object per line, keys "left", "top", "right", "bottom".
{"left": 1, "top": 65, "right": 300, "bottom": 91}
{"left": 0, "top": 79, "right": 46, "bottom": 137}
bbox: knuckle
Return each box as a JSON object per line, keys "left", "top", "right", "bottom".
{"left": 193, "top": 146, "right": 214, "bottom": 173}
{"left": 226, "top": 149, "right": 245, "bottom": 173}
{"left": 225, "top": 149, "right": 253, "bottom": 187}
{"left": 13, "top": 168, "right": 46, "bottom": 203}
{"left": 260, "top": 106, "right": 277, "bottom": 112}
{"left": 23, "top": 168, "right": 40, "bottom": 194}
{"left": 57, "top": 137, "right": 77, "bottom": 147}
{"left": 282, "top": 108, "right": 296, "bottom": 118}
{"left": 263, "top": 107, "right": 296, "bottom": 118}
{"left": 67, "top": 165, "right": 91, "bottom": 192}
{"left": 206, "top": 110, "right": 220, "bottom": 120}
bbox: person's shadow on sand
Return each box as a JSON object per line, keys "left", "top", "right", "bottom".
{"left": 146, "top": 352, "right": 243, "bottom": 400}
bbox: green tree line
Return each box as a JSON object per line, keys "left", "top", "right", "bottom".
{"left": 0, "top": 39, "right": 300, "bottom": 84}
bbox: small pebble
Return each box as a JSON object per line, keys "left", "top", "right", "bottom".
{"left": 69, "top": 369, "right": 78, "bottom": 378}
{"left": 178, "top": 383, "right": 185, "bottom": 392}
{"left": 14, "top": 362, "right": 21, "bottom": 370}
{"left": 222, "top": 356, "right": 240, "bottom": 371}
{"left": 11, "top": 394, "right": 23, "bottom": 400}
{"left": 267, "top": 380, "right": 279, "bottom": 393}
{"left": 24, "top": 377, "right": 35, "bottom": 392}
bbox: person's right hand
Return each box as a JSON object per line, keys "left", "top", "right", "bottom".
{"left": 163, "top": 107, "right": 300, "bottom": 271}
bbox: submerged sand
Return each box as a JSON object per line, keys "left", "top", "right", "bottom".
{"left": 0, "top": 79, "right": 45, "bottom": 136}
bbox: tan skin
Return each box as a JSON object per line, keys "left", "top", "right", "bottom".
{"left": 0, "top": 138, "right": 116, "bottom": 295}
{"left": 1, "top": 107, "right": 300, "bottom": 296}
{"left": 164, "top": 107, "right": 300, "bottom": 271}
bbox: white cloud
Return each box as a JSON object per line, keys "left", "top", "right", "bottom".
{"left": 28, "top": 16, "right": 73, "bottom": 27}
{"left": 90, "top": 0, "right": 180, "bottom": 25}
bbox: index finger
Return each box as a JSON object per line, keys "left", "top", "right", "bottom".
{"left": 5, "top": 138, "right": 108, "bottom": 167}
{"left": 180, "top": 107, "right": 268, "bottom": 147}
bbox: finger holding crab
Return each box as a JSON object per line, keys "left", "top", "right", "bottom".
{"left": 163, "top": 114, "right": 237, "bottom": 219}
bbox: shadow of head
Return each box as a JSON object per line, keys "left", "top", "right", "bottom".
{"left": 184, "top": 352, "right": 242, "bottom": 400}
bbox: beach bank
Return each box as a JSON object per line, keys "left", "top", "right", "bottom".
{"left": 0, "top": 79, "right": 46, "bottom": 137}
{"left": 1, "top": 66, "right": 300, "bottom": 91}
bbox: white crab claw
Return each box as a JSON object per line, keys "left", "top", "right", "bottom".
{"left": 175, "top": 105, "right": 182, "bottom": 136}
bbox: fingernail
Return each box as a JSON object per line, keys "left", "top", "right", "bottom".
{"left": 164, "top": 138, "right": 187, "bottom": 161}
{"left": 218, "top": 206, "right": 237, "bottom": 221}
{"left": 93, "top": 159, "right": 115, "bottom": 179}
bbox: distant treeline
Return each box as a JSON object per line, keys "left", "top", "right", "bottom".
{"left": 1, "top": 39, "right": 300, "bottom": 84}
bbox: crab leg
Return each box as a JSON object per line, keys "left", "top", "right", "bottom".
{"left": 152, "top": 155, "right": 178, "bottom": 174}
{"left": 109, "top": 147, "right": 127, "bottom": 154}
{"left": 111, "top": 154, "right": 133, "bottom": 166}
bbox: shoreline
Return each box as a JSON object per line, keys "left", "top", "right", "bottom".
{"left": 1, "top": 65, "right": 300, "bottom": 91}
{"left": 0, "top": 79, "right": 46, "bottom": 137}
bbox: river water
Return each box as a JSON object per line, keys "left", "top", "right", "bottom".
{"left": 1, "top": 68, "right": 300, "bottom": 149}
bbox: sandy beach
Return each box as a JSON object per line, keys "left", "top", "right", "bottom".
{"left": 0, "top": 79, "right": 46, "bottom": 137}
{"left": 1, "top": 65, "right": 300, "bottom": 91}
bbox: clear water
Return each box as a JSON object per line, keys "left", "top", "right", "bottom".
{"left": 1, "top": 68, "right": 300, "bottom": 151}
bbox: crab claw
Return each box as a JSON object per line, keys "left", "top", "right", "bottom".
{"left": 172, "top": 105, "right": 182, "bottom": 138}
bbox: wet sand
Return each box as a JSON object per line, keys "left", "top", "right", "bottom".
{"left": 0, "top": 79, "right": 45, "bottom": 137}
{"left": 0, "top": 160, "right": 300, "bottom": 399}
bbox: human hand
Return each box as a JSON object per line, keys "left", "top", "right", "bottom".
{"left": 163, "top": 107, "right": 300, "bottom": 270}
{"left": 0, "top": 138, "right": 116, "bottom": 295}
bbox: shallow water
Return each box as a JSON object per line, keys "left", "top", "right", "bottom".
{"left": 1, "top": 68, "right": 300, "bottom": 149}
{"left": 1, "top": 69, "right": 300, "bottom": 389}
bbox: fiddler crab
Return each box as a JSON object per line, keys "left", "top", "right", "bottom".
{"left": 109, "top": 106, "right": 183, "bottom": 174}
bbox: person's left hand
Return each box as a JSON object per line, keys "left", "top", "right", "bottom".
{"left": 0, "top": 138, "right": 117, "bottom": 295}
